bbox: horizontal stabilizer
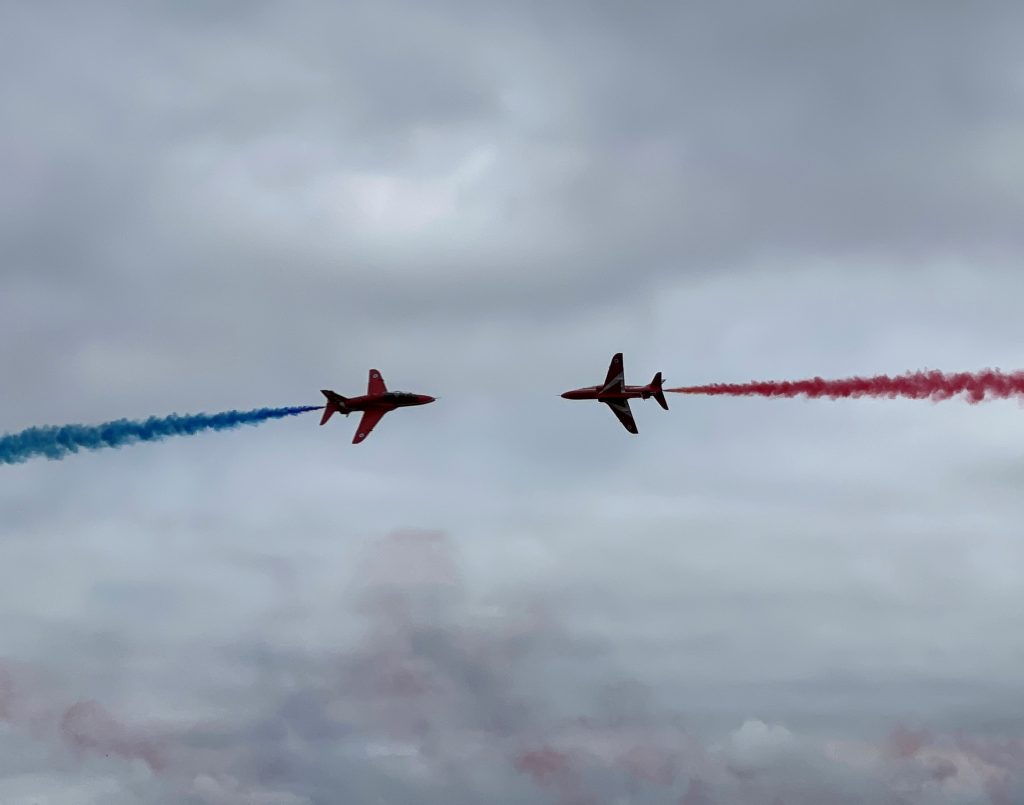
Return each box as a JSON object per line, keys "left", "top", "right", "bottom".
{"left": 651, "top": 372, "right": 669, "bottom": 410}
{"left": 320, "top": 389, "right": 347, "bottom": 425}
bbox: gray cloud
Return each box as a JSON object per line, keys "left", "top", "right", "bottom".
{"left": 4, "top": 528, "right": 1024, "bottom": 803}
{"left": 4, "top": 1, "right": 1024, "bottom": 803}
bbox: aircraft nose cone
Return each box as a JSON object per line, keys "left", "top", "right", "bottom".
{"left": 422, "top": 395, "right": 436, "bottom": 403}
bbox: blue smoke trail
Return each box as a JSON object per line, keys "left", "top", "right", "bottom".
{"left": 0, "top": 406, "right": 322, "bottom": 465}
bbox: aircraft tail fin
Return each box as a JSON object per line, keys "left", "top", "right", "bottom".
{"left": 319, "top": 389, "right": 348, "bottom": 425}
{"left": 650, "top": 373, "right": 669, "bottom": 410}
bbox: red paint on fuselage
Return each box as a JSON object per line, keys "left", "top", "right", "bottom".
{"left": 560, "top": 353, "right": 668, "bottom": 434}
{"left": 320, "top": 373, "right": 435, "bottom": 442}
{"left": 560, "top": 385, "right": 658, "bottom": 401}
{"left": 326, "top": 390, "right": 435, "bottom": 413}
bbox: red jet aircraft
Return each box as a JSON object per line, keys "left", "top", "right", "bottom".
{"left": 320, "top": 369, "right": 435, "bottom": 444}
{"left": 560, "top": 352, "right": 668, "bottom": 434}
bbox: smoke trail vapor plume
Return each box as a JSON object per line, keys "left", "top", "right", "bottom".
{"left": 0, "top": 406, "right": 321, "bottom": 465}
{"left": 669, "top": 369, "right": 1024, "bottom": 402}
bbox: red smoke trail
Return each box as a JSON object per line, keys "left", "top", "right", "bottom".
{"left": 61, "top": 700, "right": 165, "bottom": 772}
{"left": 668, "top": 369, "right": 1024, "bottom": 403}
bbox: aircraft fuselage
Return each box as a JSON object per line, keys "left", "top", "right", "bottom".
{"left": 560, "top": 385, "right": 658, "bottom": 401}
{"left": 324, "top": 390, "right": 435, "bottom": 414}
{"left": 320, "top": 369, "right": 435, "bottom": 443}
{"left": 560, "top": 353, "right": 668, "bottom": 434}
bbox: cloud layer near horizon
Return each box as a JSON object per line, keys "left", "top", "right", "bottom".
{"left": 3, "top": 529, "right": 1023, "bottom": 804}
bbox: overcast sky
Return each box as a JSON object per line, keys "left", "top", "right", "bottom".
{"left": 3, "top": 2, "right": 1024, "bottom": 803}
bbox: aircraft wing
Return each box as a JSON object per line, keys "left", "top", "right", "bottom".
{"left": 603, "top": 398, "right": 638, "bottom": 434}
{"left": 600, "top": 352, "right": 625, "bottom": 394}
{"left": 352, "top": 409, "right": 388, "bottom": 444}
{"left": 367, "top": 369, "right": 387, "bottom": 396}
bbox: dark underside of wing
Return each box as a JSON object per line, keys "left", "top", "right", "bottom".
{"left": 602, "top": 398, "right": 637, "bottom": 434}
{"left": 600, "top": 352, "right": 625, "bottom": 394}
